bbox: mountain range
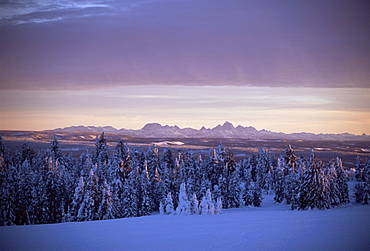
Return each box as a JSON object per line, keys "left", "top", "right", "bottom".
{"left": 50, "top": 122, "right": 369, "bottom": 141}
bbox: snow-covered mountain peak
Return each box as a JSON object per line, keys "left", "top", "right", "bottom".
{"left": 50, "top": 122, "right": 370, "bottom": 141}
{"left": 222, "top": 121, "right": 235, "bottom": 130}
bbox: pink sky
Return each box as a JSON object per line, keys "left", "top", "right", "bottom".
{"left": 0, "top": 0, "right": 369, "bottom": 134}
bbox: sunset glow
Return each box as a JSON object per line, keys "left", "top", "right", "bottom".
{"left": 1, "top": 0, "right": 369, "bottom": 134}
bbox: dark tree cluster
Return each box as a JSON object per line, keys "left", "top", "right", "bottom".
{"left": 354, "top": 156, "right": 370, "bottom": 204}
{"left": 0, "top": 134, "right": 368, "bottom": 226}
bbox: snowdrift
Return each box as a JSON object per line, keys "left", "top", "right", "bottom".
{"left": 1, "top": 196, "right": 369, "bottom": 251}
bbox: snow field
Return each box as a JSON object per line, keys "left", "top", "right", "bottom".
{"left": 1, "top": 195, "right": 369, "bottom": 251}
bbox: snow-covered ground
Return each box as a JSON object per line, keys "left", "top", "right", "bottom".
{"left": 1, "top": 195, "right": 369, "bottom": 251}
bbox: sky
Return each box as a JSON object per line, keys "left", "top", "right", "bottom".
{"left": 0, "top": 0, "right": 369, "bottom": 134}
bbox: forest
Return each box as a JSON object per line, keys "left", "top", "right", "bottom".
{"left": 0, "top": 133, "right": 369, "bottom": 226}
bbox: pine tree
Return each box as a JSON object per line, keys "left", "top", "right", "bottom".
{"left": 296, "top": 160, "right": 330, "bottom": 210}
{"left": 0, "top": 165, "right": 18, "bottom": 225}
{"left": 131, "top": 147, "right": 145, "bottom": 174}
{"left": 283, "top": 144, "right": 298, "bottom": 174}
{"left": 98, "top": 180, "right": 113, "bottom": 220}
{"left": 186, "top": 152, "right": 200, "bottom": 198}
{"left": 70, "top": 177, "right": 85, "bottom": 221}
{"left": 93, "top": 132, "right": 108, "bottom": 166}
{"left": 176, "top": 183, "right": 190, "bottom": 215}
{"left": 164, "top": 192, "right": 175, "bottom": 215}
{"left": 256, "top": 148, "right": 272, "bottom": 193}
{"left": 110, "top": 170, "right": 124, "bottom": 218}
{"left": 241, "top": 165, "right": 253, "bottom": 206}
{"left": 189, "top": 193, "right": 199, "bottom": 215}
{"left": 215, "top": 174, "right": 227, "bottom": 208}
{"left": 227, "top": 167, "right": 241, "bottom": 208}
{"left": 161, "top": 148, "right": 175, "bottom": 182}
{"left": 159, "top": 201, "right": 165, "bottom": 215}
{"left": 146, "top": 145, "right": 160, "bottom": 181}
{"left": 207, "top": 149, "right": 223, "bottom": 189}
{"left": 44, "top": 170, "right": 60, "bottom": 223}
{"left": 199, "top": 174, "right": 211, "bottom": 201}
{"left": 16, "top": 159, "right": 35, "bottom": 225}
{"left": 122, "top": 169, "right": 140, "bottom": 217}
{"left": 152, "top": 167, "right": 169, "bottom": 211}
{"left": 0, "top": 135, "right": 11, "bottom": 187}
{"left": 77, "top": 189, "right": 95, "bottom": 221}
{"left": 355, "top": 157, "right": 370, "bottom": 204}
{"left": 139, "top": 168, "right": 154, "bottom": 216}
{"left": 333, "top": 158, "right": 350, "bottom": 205}
{"left": 199, "top": 189, "right": 215, "bottom": 215}
{"left": 89, "top": 169, "right": 102, "bottom": 220}
{"left": 326, "top": 160, "right": 340, "bottom": 207}
{"left": 215, "top": 197, "right": 223, "bottom": 214}
{"left": 273, "top": 157, "right": 285, "bottom": 203}
{"left": 284, "top": 169, "right": 300, "bottom": 205}
{"left": 250, "top": 182, "right": 262, "bottom": 207}
{"left": 354, "top": 156, "right": 363, "bottom": 181}
{"left": 114, "top": 138, "right": 131, "bottom": 178}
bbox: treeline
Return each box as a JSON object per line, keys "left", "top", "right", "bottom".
{"left": 0, "top": 133, "right": 369, "bottom": 226}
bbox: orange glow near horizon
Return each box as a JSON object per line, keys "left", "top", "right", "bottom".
{"left": 0, "top": 86, "right": 369, "bottom": 135}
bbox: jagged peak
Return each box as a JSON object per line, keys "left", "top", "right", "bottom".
{"left": 48, "top": 122, "right": 370, "bottom": 141}
{"left": 222, "top": 121, "right": 234, "bottom": 130}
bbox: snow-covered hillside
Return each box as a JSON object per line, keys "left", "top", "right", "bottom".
{"left": 1, "top": 195, "right": 369, "bottom": 251}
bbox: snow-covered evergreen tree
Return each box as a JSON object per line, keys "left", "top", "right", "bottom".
{"left": 139, "top": 167, "right": 154, "bottom": 216}
{"left": 273, "top": 157, "right": 285, "bottom": 203}
{"left": 215, "top": 197, "right": 223, "bottom": 214}
{"left": 0, "top": 165, "right": 18, "bottom": 225}
{"left": 160, "top": 148, "right": 175, "bottom": 182}
{"left": 110, "top": 170, "right": 124, "bottom": 219}
{"left": 250, "top": 182, "right": 262, "bottom": 207}
{"left": 44, "top": 170, "right": 60, "bottom": 223}
{"left": 159, "top": 201, "right": 165, "bottom": 215}
{"left": 227, "top": 167, "right": 241, "bottom": 208}
{"left": 152, "top": 167, "right": 169, "bottom": 211}
{"left": 0, "top": 135, "right": 9, "bottom": 186}
{"left": 333, "top": 158, "right": 349, "bottom": 205}
{"left": 355, "top": 157, "right": 370, "bottom": 204}
{"left": 114, "top": 138, "right": 131, "bottom": 179}
{"left": 164, "top": 192, "right": 175, "bottom": 215}
{"left": 354, "top": 156, "right": 363, "bottom": 181}
{"left": 77, "top": 189, "right": 95, "bottom": 221}
{"left": 256, "top": 148, "right": 273, "bottom": 193}
{"left": 176, "top": 183, "right": 190, "bottom": 215}
{"left": 326, "top": 160, "right": 340, "bottom": 206}
{"left": 146, "top": 145, "right": 160, "bottom": 181}
{"left": 122, "top": 168, "right": 140, "bottom": 217}
{"left": 215, "top": 174, "right": 227, "bottom": 208}
{"left": 283, "top": 144, "right": 298, "bottom": 174}
{"left": 98, "top": 179, "right": 113, "bottom": 220}
{"left": 93, "top": 132, "right": 109, "bottom": 166}
{"left": 189, "top": 193, "right": 199, "bottom": 215}
{"left": 70, "top": 176, "right": 85, "bottom": 221}
{"left": 295, "top": 160, "right": 330, "bottom": 210}
{"left": 207, "top": 149, "right": 223, "bottom": 189}
{"left": 199, "top": 189, "right": 215, "bottom": 215}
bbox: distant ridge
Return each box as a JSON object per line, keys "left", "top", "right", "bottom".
{"left": 49, "top": 122, "right": 369, "bottom": 141}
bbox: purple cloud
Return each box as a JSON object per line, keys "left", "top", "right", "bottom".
{"left": 0, "top": 0, "right": 369, "bottom": 90}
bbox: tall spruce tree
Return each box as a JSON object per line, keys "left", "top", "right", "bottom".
{"left": 164, "top": 192, "right": 175, "bottom": 215}
{"left": 199, "top": 189, "right": 215, "bottom": 215}
{"left": 176, "top": 183, "right": 190, "bottom": 215}
{"left": 295, "top": 160, "right": 330, "bottom": 210}
{"left": 98, "top": 179, "right": 113, "bottom": 220}
{"left": 355, "top": 157, "right": 370, "bottom": 204}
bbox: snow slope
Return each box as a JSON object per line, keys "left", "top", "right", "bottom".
{"left": 1, "top": 196, "right": 369, "bottom": 251}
